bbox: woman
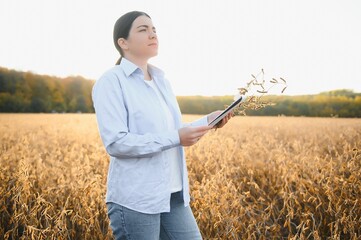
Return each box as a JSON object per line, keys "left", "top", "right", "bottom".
{"left": 92, "top": 11, "right": 233, "bottom": 240}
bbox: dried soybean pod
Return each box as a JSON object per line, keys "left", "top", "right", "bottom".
{"left": 257, "top": 90, "right": 268, "bottom": 94}
{"left": 237, "top": 87, "right": 248, "bottom": 92}
{"left": 271, "top": 78, "right": 278, "bottom": 83}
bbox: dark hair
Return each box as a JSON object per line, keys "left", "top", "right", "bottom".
{"left": 113, "top": 11, "right": 151, "bottom": 65}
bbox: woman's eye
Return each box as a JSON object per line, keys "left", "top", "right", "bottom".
{"left": 139, "top": 29, "right": 146, "bottom": 32}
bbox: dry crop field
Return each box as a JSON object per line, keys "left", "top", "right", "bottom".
{"left": 0, "top": 114, "right": 360, "bottom": 239}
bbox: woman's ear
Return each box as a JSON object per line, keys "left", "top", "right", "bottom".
{"left": 117, "top": 38, "right": 129, "bottom": 51}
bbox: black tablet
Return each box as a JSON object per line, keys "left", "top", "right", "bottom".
{"left": 208, "top": 96, "right": 246, "bottom": 127}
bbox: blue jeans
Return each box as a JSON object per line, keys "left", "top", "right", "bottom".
{"left": 106, "top": 191, "right": 202, "bottom": 240}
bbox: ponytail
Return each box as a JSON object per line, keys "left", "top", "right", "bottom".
{"left": 115, "top": 56, "right": 122, "bottom": 65}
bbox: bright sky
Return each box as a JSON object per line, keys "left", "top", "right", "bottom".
{"left": 1, "top": 0, "right": 360, "bottom": 96}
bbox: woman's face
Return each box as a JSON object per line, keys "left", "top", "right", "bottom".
{"left": 122, "top": 16, "right": 158, "bottom": 60}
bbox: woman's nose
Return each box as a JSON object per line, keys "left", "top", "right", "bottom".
{"left": 149, "top": 31, "right": 157, "bottom": 39}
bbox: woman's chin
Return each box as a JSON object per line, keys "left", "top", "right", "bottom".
{"left": 148, "top": 51, "right": 158, "bottom": 58}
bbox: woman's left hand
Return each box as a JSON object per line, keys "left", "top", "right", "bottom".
{"left": 207, "top": 110, "right": 234, "bottom": 129}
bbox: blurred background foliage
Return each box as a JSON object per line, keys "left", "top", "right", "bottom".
{"left": 1, "top": 67, "right": 360, "bottom": 117}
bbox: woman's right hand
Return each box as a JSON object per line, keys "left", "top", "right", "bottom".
{"left": 178, "top": 125, "right": 212, "bottom": 146}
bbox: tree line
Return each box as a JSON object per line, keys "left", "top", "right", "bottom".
{"left": 178, "top": 92, "right": 361, "bottom": 117}
{"left": 0, "top": 67, "right": 360, "bottom": 117}
{"left": 0, "top": 67, "right": 93, "bottom": 113}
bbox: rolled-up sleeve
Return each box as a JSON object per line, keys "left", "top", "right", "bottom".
{"left": 92, "top": 74, "right": 180, "bottom": 159}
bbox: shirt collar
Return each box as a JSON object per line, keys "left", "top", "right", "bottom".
{"left": 120, "top": 57, "right": 164, "bottom": 78}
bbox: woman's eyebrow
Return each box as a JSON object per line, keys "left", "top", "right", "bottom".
{"left": 136, "top": 25, "right": 156, "bottom": 30}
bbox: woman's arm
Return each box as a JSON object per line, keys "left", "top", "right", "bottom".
{"left": 92, "top": 74, "right": 180, "bottom": 158}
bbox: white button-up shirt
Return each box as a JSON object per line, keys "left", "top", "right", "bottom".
{"left": 92, "top": 57, "right": 208, "bottom": 213}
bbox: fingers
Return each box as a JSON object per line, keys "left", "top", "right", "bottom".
{"left": 179, "top": 125, "right": 213, "bottom": 147}
{"left": 215, "top": 112, "right": 234, "bottom": 129}
{"left": 196, "top": 125, "right": 213, "bottom": 134}
{"left": 191, "top": 125, "right": 212, "bottom": 138}
{"left": 208, "top": 110, "right": 235, "bottom": 130}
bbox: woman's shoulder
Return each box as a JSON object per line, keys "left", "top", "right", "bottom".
{"left": 99, "top": 65, "right": 126, "bottom": 80}
{"left": 92, "top": 66, "right": 127, "bottom": 93}
{"left": 95, "top": 65, "right": 128, "bottom": 85}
